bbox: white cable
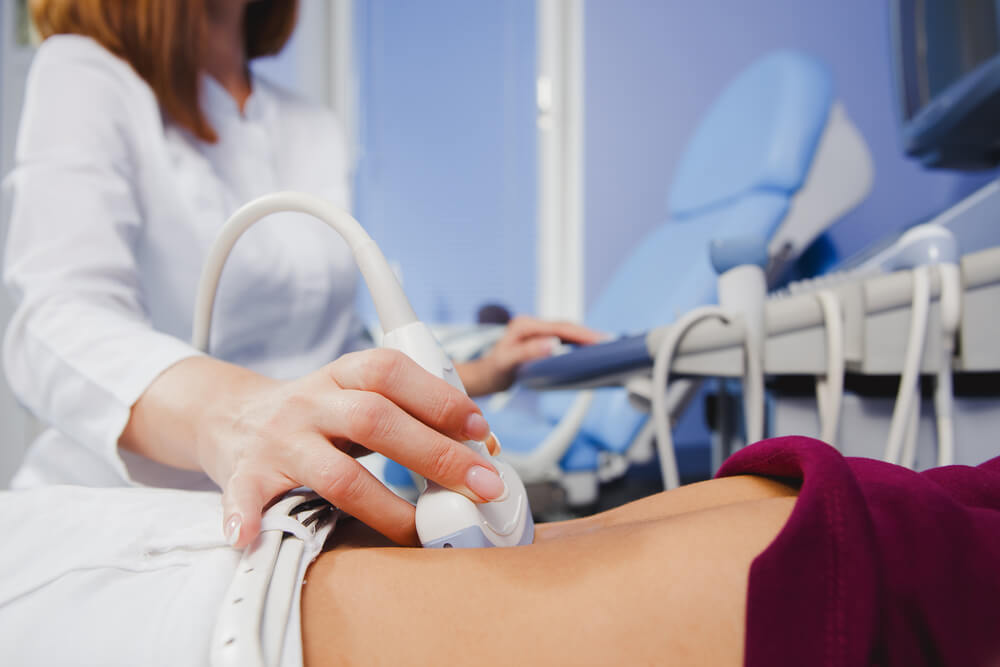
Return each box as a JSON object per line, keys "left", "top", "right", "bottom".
{"left": 716, "top": 263, "right": 766, "bottom": 445}
{"left": 651, "top": 307, "right": 730, "bottom": 490}
{"left": 262, "top": 537, "right": 304, "bottom": 667}
{"left": 814, "top": 290, "right": 844, "bottom": 447}
{"left": 193, "top": 192, "right": 417, "bottom": 352}
{"left": 901, "top": 383, "right": 921, "bottom": 470}
{"left": 211, "top": 494, "right": 337, "bottom": 667}
{"left": 211, "top": 530, "right": 282, "bottom": 667}
{"left": 934, "top": 356, "right": 956, "bottom": 467}
{"left": 884, "top": 266, "right": 931, "bottom": 465}
{"left": 197, "top": 194, "right": 416, "bottom": 667}
{"left": 935, "top": 262, "right": 961, "bottom": 467}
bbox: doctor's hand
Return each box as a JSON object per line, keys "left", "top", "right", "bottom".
{"left": 120, "top": 351, "right": 504, "bottom": 548}
{"left": 456, "top": 315, "right": 603, "bottom": 396}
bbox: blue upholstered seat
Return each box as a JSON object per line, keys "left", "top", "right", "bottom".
{"left": 386, "top": 51, "right": 848, "bottom": 501}
{"left": 486, "top": 52, "right": 835, "bottom": 488}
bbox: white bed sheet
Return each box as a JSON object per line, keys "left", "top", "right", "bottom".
{"left": 0, "top": 485, "right": 323, "bottom": 666}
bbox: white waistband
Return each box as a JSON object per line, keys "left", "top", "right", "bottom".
{"left": 210, "top": 492, "right": 340, "bottom": 667}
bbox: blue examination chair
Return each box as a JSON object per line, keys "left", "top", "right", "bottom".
{"left": 387, "top": 50, "right": 873, "bottom": 506}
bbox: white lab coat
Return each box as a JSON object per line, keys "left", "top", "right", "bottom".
{"left": 3, "top": 35, "right": 366, "bottom": 491}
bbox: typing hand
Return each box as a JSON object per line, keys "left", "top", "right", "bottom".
{"left": 458, "top": 315, "right": 604, "bottom": 396}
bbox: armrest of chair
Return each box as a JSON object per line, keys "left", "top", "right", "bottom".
{"left": 501, "top": 390, "right": 595, "bottom": 483}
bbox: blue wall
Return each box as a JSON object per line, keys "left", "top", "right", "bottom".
{"left": 583, "top": 0, "right": 996, "bottom": 307}
{"left": 354, "top": 0, "right": 537, "bottom": 323}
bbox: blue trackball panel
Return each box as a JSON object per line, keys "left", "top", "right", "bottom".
{"left": 516, "top": 334, "right": 652, "bottom": 389}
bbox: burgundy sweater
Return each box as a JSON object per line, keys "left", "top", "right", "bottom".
{"left": 718, "top": 436, "right": 1000, "bottom": 666}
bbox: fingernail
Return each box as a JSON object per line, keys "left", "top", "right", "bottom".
{"left": 224, "top": 514, "right": 242, "bottom": 546}
{"left": 465, "top": 465, "right": 506, "bottom": 501}
{"left": 485, "top": 432, "right": 502, "bottom": 456}
{"left": 464, "top": 412, "right": 489, "bottom": 440}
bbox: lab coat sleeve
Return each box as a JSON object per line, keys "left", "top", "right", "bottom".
{"left": 2, "top": 38, "right": 202, "bottom": 480}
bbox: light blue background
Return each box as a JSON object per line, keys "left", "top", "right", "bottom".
{"left": 582, "top": 0, "right": 996, "bottom": 308}
{"left": 351, "top": 0, "right": 997, "bottom": 321}
{"left": 353, "top": 0, "right": 537, "bottom": 324}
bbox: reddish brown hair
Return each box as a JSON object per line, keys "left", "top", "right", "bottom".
{"left": 30, "top": 0, "right": 299, "bottom": 142}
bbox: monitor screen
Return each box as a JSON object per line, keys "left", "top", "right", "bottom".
{"left": 895, "top": 0, "right": 1000, "bottom": 121}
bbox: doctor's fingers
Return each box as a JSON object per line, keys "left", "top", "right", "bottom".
{"left": 283, "top": 434, "right": 420, "bottom": 546}
{"left": 221, "top": 467, "right": 296, "bottom": 548}
{"left": 220, "top": 448, "right": 418, "bottom": 547}
{"left": 294, "top": 388, "right": 504, "bottom": 505}
{"left": 319, "top": 348, "right": 491, "bottom": 442}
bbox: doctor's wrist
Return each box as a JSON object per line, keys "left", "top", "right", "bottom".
{"left": 120, "top": 355, "right": 278, "bottom": 479}
{"left": 455, "top": 359, "right": 506, "bottom": 397}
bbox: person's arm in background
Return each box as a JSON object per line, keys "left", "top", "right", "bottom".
{"left": 456, "top": 315, "right": 602, "bottom": 396}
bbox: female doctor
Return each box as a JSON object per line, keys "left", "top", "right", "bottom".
{"left": 4, "top": 0, "right": 599, "bottom": 548}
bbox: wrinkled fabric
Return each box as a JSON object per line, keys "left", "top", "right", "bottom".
{"left": 0, "top": 486, "right": 336, "bottom": 667}
{"left": 718, "top": 436, "right": 1000, "bottom": 666}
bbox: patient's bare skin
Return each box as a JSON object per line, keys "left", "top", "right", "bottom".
{"left": 301, "top": 475, "right": 798, "bottom": 666}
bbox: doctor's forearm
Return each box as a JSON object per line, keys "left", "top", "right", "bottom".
{"left": 119, "top": 350, "right": 503, "bottom": 548}
{"left": 454, "top": 360, "right": 495, "bottom": 397}
{"left": 454, "top": 358, "right": 520, "bottom": 397}
{"left": 119, "top": 356, "right": 277, "bottom": 475}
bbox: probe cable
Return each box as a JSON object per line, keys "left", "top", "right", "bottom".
{"left": 933, "top": 262, "right": 961, "bottom": 467}
{"left": 814, "top": 290, "right": 845, "bottom": 448}
{"left": 884, "top": 265, "right": 931, "bottom": 466}
{"left": 650, "top": 306, "right": 768, "bottom": 490}
{"left": 198, "top": 193, "right": 403, "bottom": 667}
